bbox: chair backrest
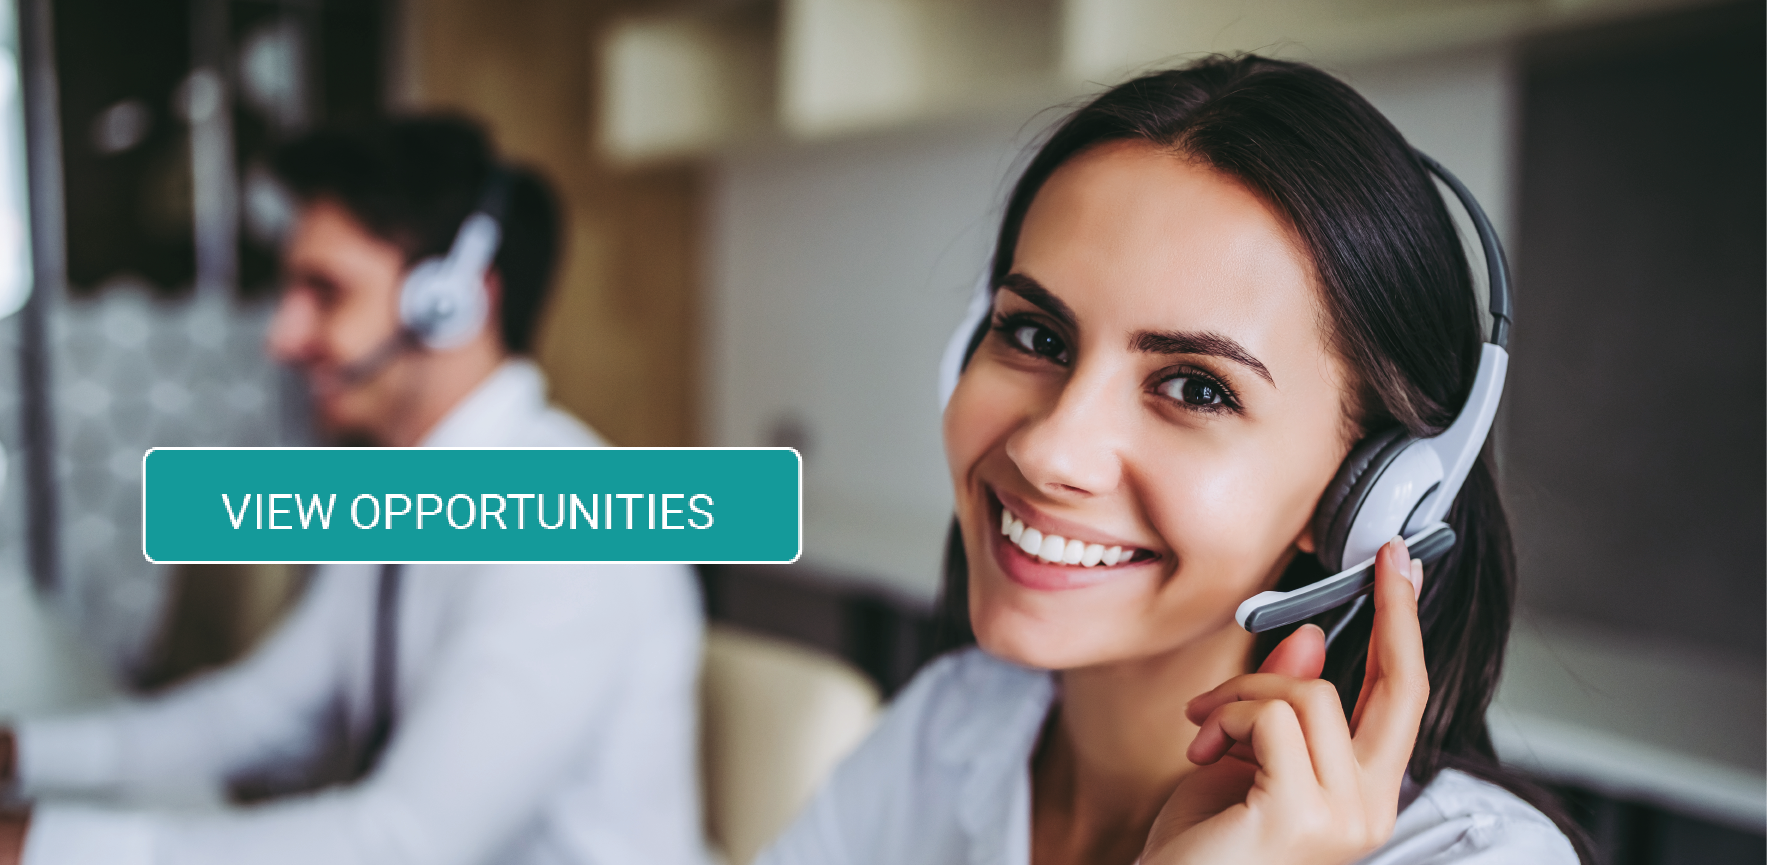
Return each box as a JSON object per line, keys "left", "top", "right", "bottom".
{"left": 701, "top": 623, "right": 881, "bottom": 865}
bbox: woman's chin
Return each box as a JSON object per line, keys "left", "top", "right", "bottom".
{"left": 970, "top": 607, "right": 1130, "bottom": 671}
{"left": 974, "top": 628, "right": 1078, "bottom": 671}
{"left": 966, "top": 538, "right": 1172, "bottom": 670}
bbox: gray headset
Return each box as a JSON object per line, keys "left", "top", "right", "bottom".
{"left": 336, "top": 169, "right": 511, "bottom": 385}
{"left": 938, "top": 151, "right": 1512, "bottom": 637}
{"left": 400, "top": 168, "right": 511, "bottom": 348}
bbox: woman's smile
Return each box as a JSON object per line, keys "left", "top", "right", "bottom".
{"left": 988, "top": 486, "right": 1162, "bottom": 590}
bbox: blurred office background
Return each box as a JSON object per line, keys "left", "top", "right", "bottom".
{"left": 0, "top": 0, "right": 1758, "bottom": 863}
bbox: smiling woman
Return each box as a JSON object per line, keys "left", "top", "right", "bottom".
{"left": 949, "top": 139, "right": 1348, "bottom": 671}
{"left": 757, "top": 55, "right": 1589, "bottom": 865}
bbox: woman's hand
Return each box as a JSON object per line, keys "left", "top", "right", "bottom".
{"left": 1141, "top": 537, "right": 1429, "bottom": 865}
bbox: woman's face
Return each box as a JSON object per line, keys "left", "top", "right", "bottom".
{"left": 944, "top": 140, "right": 1357, "bottom": 670}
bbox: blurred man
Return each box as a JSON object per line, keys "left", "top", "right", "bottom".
{"left": 0, "top": 117, "right": 709, "bottom": 865}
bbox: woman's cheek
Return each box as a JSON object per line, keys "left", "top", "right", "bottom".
{"left": 944, "top": 364, "right": 1047, "bottom": 501}
{"left": 1149, "top": 443, "right": 1261, "bottom": 537}
{"left": 943, "top": 366, "right": 1008, "bottom": 481}
{"left": 1144, "top": 448, "right": 1298, "bottom": 594}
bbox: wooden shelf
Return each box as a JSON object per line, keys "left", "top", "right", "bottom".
{"left": 779, "top": 0, "right": 1059, "bottom": 137}
{"left": 596, "top": 0, "right": 1724, "bottom": 162}
{"left": 1062, "top": 0, "right": 1534, "bottom": 81}
{"left": 598, "top": 1, "right": 778, "bottom": 162}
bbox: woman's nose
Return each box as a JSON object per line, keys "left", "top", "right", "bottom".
{"left": 1004, "top": 370, "right": 1127, "bottom": 499}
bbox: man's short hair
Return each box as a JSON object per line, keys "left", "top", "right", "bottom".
{"left": 273, "top": 115, "right": 561, "bottom": 354}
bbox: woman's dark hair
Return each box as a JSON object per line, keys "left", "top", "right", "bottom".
{"left": 934, "top": 55, "right": 1591, "bottom": 861}
{"left": 273, "top": 115, "right": 561, "bottom": 354}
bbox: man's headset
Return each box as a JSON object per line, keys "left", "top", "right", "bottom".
{"left": 937, "top": 150, "right": 1512, "bottom": 638}
{"left": 335, "top": 168, "right": 512, "bottom": 385}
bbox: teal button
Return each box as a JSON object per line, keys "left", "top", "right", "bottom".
{"left": 143, "top": 448, "right": 801, "bottom": 564}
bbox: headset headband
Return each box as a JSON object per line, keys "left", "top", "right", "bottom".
{"left": 473, "top": 166, "right": 514, "bottom": 228}
{"left": 1412, "top": 150, "right": 1512, "bottom": 348}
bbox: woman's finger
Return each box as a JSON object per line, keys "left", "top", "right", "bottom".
{"left": 1185, "top": 623, "right": 1322, "bottom": 725}
{"left": 1189, "top": 699, "right": 1315, "bottom": 789}
{"left": 1349, "top": 536, "right": 1430, "bottom": 780}
{"left": 1185, "top": 673, "right": 1359, "bottom": 789}
{"left": 1350, "top": 537, "right": 1413, "bottom": 732}
{"left": 1259, "top": 622, "right": 1326, "bottom": 678}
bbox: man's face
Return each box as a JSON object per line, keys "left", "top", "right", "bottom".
{"left": 266, "top": 197, "right": 416, "bottom": 443}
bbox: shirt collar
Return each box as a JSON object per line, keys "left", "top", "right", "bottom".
{"left": 419, "top": 358, "right": 548, "bottom": 448}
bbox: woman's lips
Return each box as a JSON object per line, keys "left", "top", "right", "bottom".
{"left": 988, "top": 491, "right": 1158, "bottom": 591}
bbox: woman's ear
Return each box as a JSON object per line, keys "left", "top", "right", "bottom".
{"left": 1295, "top": 519, "right": 1318, "bottom": 554}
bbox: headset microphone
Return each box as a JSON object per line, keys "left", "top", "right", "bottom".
{"left": 330, "top": 330, "right": 418, "bottom": 388}
{"left": 936, "top": 150, "right": 1512, "bottom": 639}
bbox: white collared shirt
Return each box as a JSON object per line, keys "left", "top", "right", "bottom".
{"left": 759, "top": 647, "right": 1578, "bottom": 865}
{"left": 15, "top": 360, "right": 713, "bottom": 865}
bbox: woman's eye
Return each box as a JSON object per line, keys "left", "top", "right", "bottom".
{"left": 1011, "top": 324, "right": 1068, "bottom": 363}
{"left": 1159, "top": 375, "right": 1223, "bottom": 407}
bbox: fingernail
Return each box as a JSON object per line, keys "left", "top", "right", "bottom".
{"left": 1384, "top": 536, "right": 1406, "bottom": 566}
{"left": 1409, "top": 558, "right": 1423, "bottom": 596}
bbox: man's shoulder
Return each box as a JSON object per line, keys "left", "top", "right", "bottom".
{"left": 498, "top": 404, "right": 607, "bottom": 448}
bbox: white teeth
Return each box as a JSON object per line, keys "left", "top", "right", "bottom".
{"left": 1062, "top": 539, "right": 1085, "bottom": 565}
{"left": 999, "top": 505, "right": 1139, "bottom": 568}
{"left": 1037, "top": 533, "right": 1066, "bottom": 562}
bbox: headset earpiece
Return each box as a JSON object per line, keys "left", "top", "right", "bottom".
{"left": 937, "top": 273, "right": 994, "bottom": 409}
{"left": 1312, "top": 427, "right": 1411, "bottom": 571}
{"left": 398, "top": 169, "right": 511, "bottom": 350}
{"left": 1311, "top": 426, "right": 1449, "bottom": 573}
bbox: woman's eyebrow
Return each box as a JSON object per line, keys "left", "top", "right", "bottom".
{"left": 1132, "top": 330, "right": 1275, "bottom": 385}
{"left": 998, "top": 273, "right": 1076, "bottom": 327}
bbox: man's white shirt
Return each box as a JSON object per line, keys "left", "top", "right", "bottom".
{"left": 14, "top": 360, "right": 712, "bottom": 865}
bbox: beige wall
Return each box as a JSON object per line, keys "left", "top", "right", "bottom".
{"left": 398, "top": 0, "right": 702, "bottom": 448}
